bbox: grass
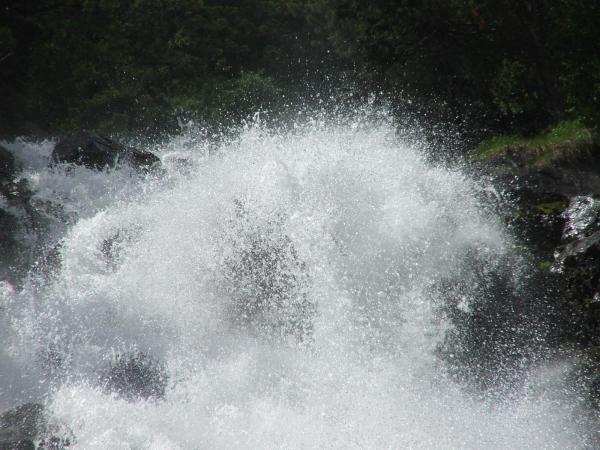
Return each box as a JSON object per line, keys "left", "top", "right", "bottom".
{"left": 471, "top": 119, "right": 592, "bottom": 161}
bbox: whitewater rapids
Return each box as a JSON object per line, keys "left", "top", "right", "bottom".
{"left": 0, "top": 118, "right": 591, "bottom": 448}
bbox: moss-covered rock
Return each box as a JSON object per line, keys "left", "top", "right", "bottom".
{"left": 471, "top": 120, "right": 600, "bottom": 197}
{"left": 471, "top": 120, "right": 596, "bottom": 164}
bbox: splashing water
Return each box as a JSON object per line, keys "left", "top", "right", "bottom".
{"left": 0, "top": 118, "right": 592, "bottom": 448}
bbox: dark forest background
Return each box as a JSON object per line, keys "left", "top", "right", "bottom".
{"left": 1, "top": 0, "right": 598, "bottom": 146}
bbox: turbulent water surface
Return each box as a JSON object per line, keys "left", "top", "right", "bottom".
{"left": 0, "top": 117, "right": 593, "bottom": 448}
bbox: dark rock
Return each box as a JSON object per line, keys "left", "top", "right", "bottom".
{"left": 0, "top": 403, "right": 43, "bottom": 450}
{"left": 0, "top": 177, "right": 63, "bottom": 287}
{"left": 555, "top": 231, "right": 600, "bottom": 269}
{"left": 551, "top": 205, "right": 600, "bottom": 346}
{"left": 0, "top": 147, "right": 38, "bottom": 286}
{"left": 510, "top": 192, "right": 569, "bottom": 259}
{"left": 51, "top": 132, "right": 160, "bottom": 172}
{"left": 100, "top": 352, "right": 168, "bottom": 401}
{"left": 0, "top": 208, "right": 25, "bottom": 284}
{"left": 472, "top": 134, "right": 600, "bottom": 265}
{"left": 466, "top": 131, "right": 600, "bottom": 389}
{"left": 560, "top": 196, "right": 600, "bottom": 241}
{"left": 435, "top": 247, "right": 560, "bottom": 394}
{"left": 474, "top": 132, "right": 600, "bottom": 350}
{"left": 0, "top": 146, "right": 15, "bottom": 185}
{"left": 554, "top": 262, "right": 599, "bottom": 345}
{"left": 0, "top": 404, "right": 71, "bottom": 449}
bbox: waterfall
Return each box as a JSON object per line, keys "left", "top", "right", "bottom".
{"left": 0, "top": 117, "right": 591, "bottom": 448}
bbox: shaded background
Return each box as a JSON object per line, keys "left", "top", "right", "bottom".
{"left": 1, "top": 0, "right": 599, "bottom": 145}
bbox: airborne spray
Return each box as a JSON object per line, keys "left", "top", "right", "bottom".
{"left": 0, "top": 113, "right": 592, "bottom": 448}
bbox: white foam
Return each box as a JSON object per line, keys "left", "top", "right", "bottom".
{"left": 0, "top": 119, "right": 589, "bottom": 448}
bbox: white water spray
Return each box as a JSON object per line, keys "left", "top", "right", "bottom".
{"left": 0, "top": 118, "right": 590, "bottom": 448}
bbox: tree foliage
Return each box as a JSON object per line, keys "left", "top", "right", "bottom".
{"left": 0, "top": 0, "right": 598, "bottom": 138}
{"left": 329, "top": 0, "right": 599, "bottom": 134}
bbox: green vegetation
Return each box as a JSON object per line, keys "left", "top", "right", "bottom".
{"left": 532, "top": 201, "right": 569, "bottom": 215}
{"left": 1, "top": 1, "right": 599, "bottom": 142}
{"left": 471, "top": 119, "right": 594, "bottom": 161}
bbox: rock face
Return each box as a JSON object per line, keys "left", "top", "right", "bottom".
{"left": 51, "top": 132, "right": 160, "bottom": 172}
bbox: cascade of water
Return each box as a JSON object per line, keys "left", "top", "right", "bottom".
{"left": 0, "top": 118, "right": 591, "bottom": 448}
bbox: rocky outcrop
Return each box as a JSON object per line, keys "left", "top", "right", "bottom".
{"left": 0, "top": 145, "right": 62, "bottom": 287}
{"left": 550, "top": 197, "right": 600, "bottom": 346}
{"left": 471, "top": 129, "right": 600, "bottom": 349}
{"left": 51, "top": 132, "right": 160, "bottom": 172}
{"left": 460, "top": 128, "right": 600, "bottom": 415}
{"left": 0, "top": 354, "right": 166, "bottom": 449}
{"left": 0, "top": 134, "right": 161, "bottom": 286}
{"left": 473, "top": 127, "right": 600, "bottom": 196}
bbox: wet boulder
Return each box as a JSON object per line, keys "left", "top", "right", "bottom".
{"left": 555, "top": 231, "right": 600, "bottom": 269}
{"left": 561, "top": 196, "right": 600, "bottom": 240}
{"left": 553, "top": 197, "right": 600, "bottom": 280}
{"left": 51, "top": 132, "right": 160, "bottom": 172}
{"left": 0, "top": 403, "right": 43, "bottom": 450}
{"left": 0, "top": 403, "right": 71, "bottom": 449}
